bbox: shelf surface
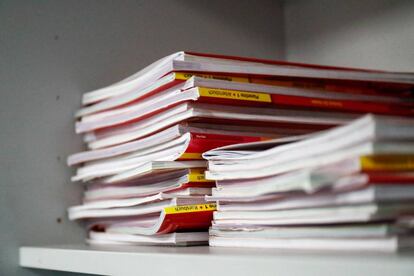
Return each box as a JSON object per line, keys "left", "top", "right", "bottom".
{"left": 20, "top": 244, "right": 414, "bottom": 276}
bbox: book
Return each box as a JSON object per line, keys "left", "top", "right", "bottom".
{"left": 79, "top": 202, "right": 216, "bottom": 236}
{"left": 193, "top": 85, "right": 414, "bottom": 116}
{"left": 71, "top": 131, "right": 268, "bottom": 182}
{"left": 206, "top": 144, "right": 414, "bottom": 181}
{"left": 68, "top": 196, "right": 206, "bottom": 220}
{"left": 209, "top": 223, "right": 411, "bottom": 239}
{"left": 204, "top": 115, "right": 414, "bottom": 180}
{"left": 76, "top": 74, "right": 414, "bottom": 121}
{"left": 88, "top": 231, "right": 209, "bottom": 246}
{"left": 105, "top": 203, "right": 216, "bottom": 235}
{"left": 99, "top": 160, "right": 207, "bottom": 184}
{"left": 206, "top": 114, "right": 414, "bottom": 252}
{"left": 209, "top": 165, "right": 366, "bottom": 198}
{"left": 204, "top": 114, "right": 414, "bottom": 161}
{"left": 209, "top": 235, "right": 414, "bottom": 252}
{"left": 83, "top": 169, "right": 214, "bottom": 201}
{"left": 76, "top": 98, "right": 355, "bottom": 135}
{"left": 212, "top": 202, "right": 414, "bottom": 226}
{"left": 81, "top": 51, "right": 414, "bottom": 105}
{"left": 68, "top": 123, "right": 284, "bottom": 166}
{"left": 214, "top": 184, "right": 414, "bottom": 211}
{"left": 82, "top": 102, "right": 345, "bottom": 149}
{"left": 207, "top": 155, "right": 414, "bottom": 197}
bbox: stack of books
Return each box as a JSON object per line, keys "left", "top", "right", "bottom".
{"left": 205, "top": 115, "right": 414, "bottom": 252}
{"left": 67, "top": 51, "right": 414, "bottom": 246}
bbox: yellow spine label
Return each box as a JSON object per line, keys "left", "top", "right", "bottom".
{"left": 179, "top": 152, "right": 203, "bottom": 160}
{"left": 360, "top": 155, "right": 414, "bottom": 170}
{"left": 164, "top": 203, "right": 217, "bottom": 214}
{"left": 174, "top": 72, "right": 249, "bottom": 83}
{"left": 198, "top": 87, "right": 272, "bottom": 103}
{"left": 188, "top": 168, "right": 213, "bottom": 182}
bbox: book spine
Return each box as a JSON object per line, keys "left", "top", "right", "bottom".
{"left": 157, "top": 203, "right": 216, "bottom": 234}
{"left": 180, "top": 182, "right": 216, "bottom": 188}
{"left": 250, "top": 77, "right": 414, "bottom": 98}
{"left": 361, "top": 155, "right": 414, "bottom": 171}
{"left": 198, "top": 87, "right": 271, "bottom": 103}
{"left": 187, "top": 168, "right": 214, "bottom": 183}
{"left": 197, "top": 87, "right": 414, "bottom": 116}
{"left": 270, "top": 94, "right": 414, "bottom": 116}
{"left": 164, "top": 203, "right": 217, "bottom": 214}
{"left": 366, "top": 172, "right": 414, "bottom": 183}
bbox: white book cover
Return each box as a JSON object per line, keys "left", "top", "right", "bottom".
{"left": 83, "top": 169, "right": 212, "bottom": 202}
{"left": 215, "top": 185, "right": 414, "bottom": 212}
{"left": 209, "top": 235, "right": 414, "bottom": 253}
{"left": 100, "top": 160, "right": 207, "bottom": 184}
{"left": 209, "top": 223, "right": 410, "bottom": 239}
{"left": 68, "top": 195, "right": 205, "bottom": 220}
{"left": 212, "top": 203, "right": 414, "bottom": 226}
{"left": 88, "top": 231, "right": 208, "bottom": 246}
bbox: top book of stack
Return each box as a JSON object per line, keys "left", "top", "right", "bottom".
{"left": 80, "top": 51, "right": 414, "bottom": 104}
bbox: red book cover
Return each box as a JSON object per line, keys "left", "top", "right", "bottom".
{"left": 366, "top": 172, "right": 414, "bottom": 183}
{"left": 156, "top": 203, "right": 216, "bottom": 234}
{"left": 196, "top": 87, "right": 414, "bottom": 116}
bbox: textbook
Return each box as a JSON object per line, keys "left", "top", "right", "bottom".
{"left": 80, "top": 103, "right": 341, "bottom": 149}
{"left": 70, "top": 196, "right": 216, "bottom": 236}
{"left": 210, "top": 169, "right": 414, "bottom": 201}
{"left": 76, "top": 74, "right": 414, "bottom": 123}
{"left": 205, "top": 115, "right": 414, "bottom": 252}
{"left": 209, "top": 221, "right": 414, "bottom": 252}
{"left": 71, "top": 130, "right": 268, "bottom": 182}
{"left": 104, "top": 203, "right": 216, "bottom": 235}
{"left": 68, "top": 195, "right": 206, "bottom": 220}
{"left": 209, "top": 235, "right": 414, "bottom": 252}
{"left": 210, "top": 222, "right": 412, "bottom": 239}
{"left": 88, "top": 231, "right": 209, "bottom": 246}
{"left": 204, "top": 115, "right": 414, "bottom": 180}
{"left": 98, "top": 161, "right": 207, "bottom": 185}
{"left": 214, "top": 184, "right": 414, "bottom": 211}
{"left": 76, "top": 101, "right": 353, "bottom": 136}
{"left": 81, "top": 51, "right": 414, "bottom": 104}
{"left": 68, "top": 123, "right": 282, "bottom": 166}
{"left": 212, "top": 202, "right": 414, "bottom": 225}
{"left": 71, "top": 200, "right": 216, "bottom": 235}
{"left": 84, "top": 169, "right": 214, "bottom": 201}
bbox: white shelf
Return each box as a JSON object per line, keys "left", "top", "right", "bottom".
{"left": 20, "top": 244, "right": 414, "bottom": 276}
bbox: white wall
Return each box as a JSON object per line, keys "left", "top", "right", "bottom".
{"left": 284, "top": 0, "right": 414, "bottom": 71}
{"left": 0, "top": 1, "right": 284, "bottom": 275}
{"left": 2, "top": 0, "right": 414, "bottom": 275}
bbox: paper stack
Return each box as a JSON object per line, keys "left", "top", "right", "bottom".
{"left": 205, "top": 115, "right": 414, "bottom": 252}
{"left": 67, "top": 51, "right": 414, "bottom": 246}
